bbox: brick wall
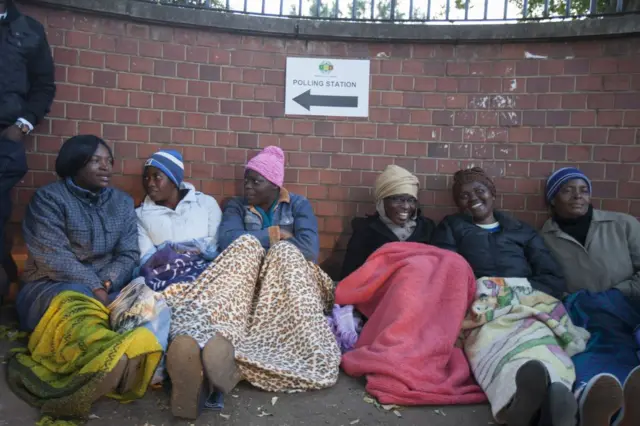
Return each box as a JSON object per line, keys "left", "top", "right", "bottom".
{"left": 11, "top": 4, "right": 640, "bottom": 275}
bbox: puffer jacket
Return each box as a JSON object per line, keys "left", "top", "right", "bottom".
{"left": 136, "top": 182, "right": 222, "bottom": 263}
{"left": 0, "top": 0, "right": 55, "bottom": 127}
{"left": 431, "top": 211, "right": 566, "bottom": 299}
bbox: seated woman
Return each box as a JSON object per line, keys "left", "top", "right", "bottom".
{"left": 10, "top": 135, "right": 161, "bottom": 420}
{"left": 431, "top": 167, "right": 588, "bottom": 426}
{"left": 340, "top": 164, "right": 435, "bottom": 280}
{"left": 542, "top": 167, "right": 640, "bottom": 426}
{"left": 160, "top": 146, "right": 340, "bottom": 420}
{"left": 17, "top": 135, "right": 138, "bottom": 330}
{"left": 136, "top": 149, "right": 222, "bottom": 290}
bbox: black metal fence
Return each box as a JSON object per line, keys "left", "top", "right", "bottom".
{"left": 147, "top": 0, "right": 634, "bottom": 22}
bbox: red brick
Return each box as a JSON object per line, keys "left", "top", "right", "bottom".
{"left": 91, "top": 106, "right": 116, "bottom": 122}
{"left": 106, "top": 54, "right": 130, "bottom": 71}
{"left": 131, "top": 57, "right": 154, "bottom": 74}
{"left": 604, "top": 75, "right": 630, "bottom": 91}
{"left": 118, "top": 74, "right": 141, "bottom": 90}
{"left": 393, "top": 76, "right": 414, "bottom": 91}
{"left": 556, "top": 129, "right": 581, "bottom": 143}
{"left": 66, "top": 103, "right": 91, "bottom": 120}
{"left": 594, "top": 146, "right": 620, "bottom": 162}
{"left": 587, "top": 94, "right": 614, "bottom": 109}
{"left": 576, "top": 76, "right": 603, "bottom": 91}
{"left": 177, "top": 63, "right": 199, "bottom": 79}
{"left": 571, "top": 111, "right": 596, "bottom": 126}
{"left": 116, "top": 39, "right": 138, "bottom": 55}
{"left": 562, "top": 94, "right": 587, "bottom": 109}
{"left": 567, "top": 146, "right": 592, "bottom": 162}
{"left": 79, "top": 51, "right": 104, "bottom": 68}
{"left": 590, "top": 58, "right": 618, "bottom": 74}
{"left": 621, "top": 147, "right": 640, "bottom": 163}
{"left": 165, "top": 79, "right": 187, "bottom": 95}
{"left": 127, "top": 126, "right": 150, "bottom": 142}
{"left": 582, "top": 128, "right": 608, "bottom": 144}
{"left": 447, "top": 63, "right": 469, "bottom": 76}
{"left": 526, "top": 77, "right": 549, "bottom": 93}
{"left": 153, "top": 94, "right": 175, "bottom": 110}
{"left": 154, "top": 60, "right": 176, "bottom": 77}
{"left": 436, "top": 78, "right": 458, "bottom": 92}
{"left": 625, "top": 112, "right": 640, "bottom": 127}
{"left": 550, "top": 76, "right": 575, "bottom": 92}
{"left": 597, "top": 111, "right": 623, "bottom": 126}
{"left": 609, "top": 129, "right": 636, "bottom": 145}
{"left": 66, "top": 31, "right": 91, "bottom": 48}
{"left": 91, "top": 35, "right": 116, "bottom": 52}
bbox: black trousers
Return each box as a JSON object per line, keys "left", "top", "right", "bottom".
{"left": 0, "top": 128, "right": 28, "bottom": 297}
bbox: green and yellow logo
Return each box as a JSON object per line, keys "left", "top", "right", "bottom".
{"left": 319, "top": 61, "right": 334, "bottom": 74}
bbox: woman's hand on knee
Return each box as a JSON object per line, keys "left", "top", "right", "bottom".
{"left": 92, "top": 288, "right": 109, "bottom": 305}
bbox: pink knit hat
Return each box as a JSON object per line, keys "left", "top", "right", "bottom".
{"left": 246, "top": 146, "right": 285, "bottom": 187}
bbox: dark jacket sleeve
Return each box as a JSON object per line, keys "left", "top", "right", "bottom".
{"left": 430, "top": 217, "right": 458, "bottom": 253}
{"left": 422, "top": 216, "right": 436, "bottom": 242}
{"left": 23, "top": 18, "right": 56, "bottom": 126}
{"left": 97, "top": 197, "right": 140, "bottom": 292}
{"left": 524, "top": 228, "right": 567, "bottom": 299}
{"left": 340, "top": 219, "right": 371, "bottom": 280}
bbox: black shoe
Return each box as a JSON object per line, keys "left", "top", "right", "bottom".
{"left": 538, "top": 382, "right": 577, "bottom": 426}
{"left": 506, "top": 360, "right": 550, "bottom": 426}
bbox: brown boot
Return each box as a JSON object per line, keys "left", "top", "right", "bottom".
{"left": 202, "top": 333, "right": 242, "bottom": 393}
{"left": 117, "top": 355, "right": 144, "bottom": 394}
{"left": 166, "top": 335, "right": 205, "bottom": 419}
{"left": 91, "top": 356, "right": 127, "bottom": 402}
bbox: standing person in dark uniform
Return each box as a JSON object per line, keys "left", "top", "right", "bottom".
{"left": 0, "top": 0, "right": 56, "bottom": 304}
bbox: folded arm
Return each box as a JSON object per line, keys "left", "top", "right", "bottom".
{"left": 98, "top": 204, "right": 140, "bottom": 291}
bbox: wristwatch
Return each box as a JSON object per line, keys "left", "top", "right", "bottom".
{"left": 14, "top": 120, "right": 31, "bottom": 135}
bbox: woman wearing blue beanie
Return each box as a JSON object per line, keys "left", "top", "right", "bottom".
{"left": 541, "top": 167, "right": 640, "bottom": 426}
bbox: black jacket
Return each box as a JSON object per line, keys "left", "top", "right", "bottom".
{"left": 340, "top": 212, "right": 436, "bottom": 280}
{"left": 430, "top": 211, "right": 566, "bottom": 299}
{"left": 0, "top": 0, "right": 55, "bottom": 128}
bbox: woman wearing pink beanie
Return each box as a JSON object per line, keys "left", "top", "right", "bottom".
{"left": 162, "top": 146, "right": 340, "bottom": 420}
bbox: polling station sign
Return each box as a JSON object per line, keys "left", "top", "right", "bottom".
{"left": 285, "top": 57, "right": 370, "bottom": 118}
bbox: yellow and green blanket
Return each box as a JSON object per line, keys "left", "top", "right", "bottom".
{"left": 7, "top": 291, "right": 162, "bottom": 422}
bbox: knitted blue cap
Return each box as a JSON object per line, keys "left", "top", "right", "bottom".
{"left": 545, "top": 167, "right": 591, "bottom": 204}
{"left": 145, "top": 150, "right": 184, "bottom": 187}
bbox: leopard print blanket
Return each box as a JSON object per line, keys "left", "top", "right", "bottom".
{"left": 162, "top": 234, "right": 341, "bottom": 392}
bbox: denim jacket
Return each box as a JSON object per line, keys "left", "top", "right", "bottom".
{"left": 218, "top": 189, "right": 320, "bottom": 262}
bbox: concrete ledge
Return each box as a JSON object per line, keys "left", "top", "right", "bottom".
{"left": 23, "top": 0, "right": 640, "bottom": 43}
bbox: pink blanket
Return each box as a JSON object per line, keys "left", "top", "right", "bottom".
{"left": 336, "top": 242, "right": 487, "bottom": 405}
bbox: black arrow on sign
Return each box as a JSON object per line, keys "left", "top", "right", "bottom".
{"left": 293, "top": 90, "right": 359, "bottom": 111}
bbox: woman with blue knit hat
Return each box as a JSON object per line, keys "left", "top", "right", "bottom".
{"left": 542, "top": 167, "right": 640, "bottom": 426}
{"left": 136, "top": 149, "right": 222, "bottom": 267}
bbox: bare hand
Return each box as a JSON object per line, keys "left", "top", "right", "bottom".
{"left": 279, "top": 228, "right": 293, "bottom": 240}
{"left": 0, "top": 125, "right": 25, "bottom": 143}
{"left": 93, "top": 288, "right": 109, "bottom": 305}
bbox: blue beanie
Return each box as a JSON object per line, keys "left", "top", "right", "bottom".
{"left": 145, "top": 150, "right": 184, "bottom": 188}
{"left": 545, "top": 167, "right": 591, "bottom": 204}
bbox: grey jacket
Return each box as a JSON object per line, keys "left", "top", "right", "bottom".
{"left": 541, "top": 209, "right": 640, "bottom": 299}
{"left": 22, "top": 179, "right": 139, "bottom": 292}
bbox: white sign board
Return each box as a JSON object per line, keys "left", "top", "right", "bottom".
{"left": 285, "top": 57, "right": 370, "bottom": 118}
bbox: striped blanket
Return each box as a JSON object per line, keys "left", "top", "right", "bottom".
{"left": 462, "top": 277, "right": 590, "bottom": 422}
